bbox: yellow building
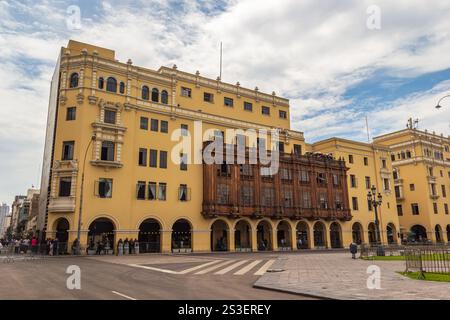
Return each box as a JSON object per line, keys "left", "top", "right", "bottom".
{"left": 374, "top": 127, "right": 450, "bottom": 243}
{"left": 308, "top": 138, "right": 401, "bottom": 246}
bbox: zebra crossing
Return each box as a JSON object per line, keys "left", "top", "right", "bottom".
{"left": 128, "top": 258, "right": 276, "bottom": 276}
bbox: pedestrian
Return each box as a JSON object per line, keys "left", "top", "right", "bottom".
{"left": 31, "top": 237, "right": 37, "bottom": 254}
{"left": 53, "top": 238, "right": 59, "bottom": 256}
{"left": 349, "top": 242, "right": 358, "bottom": 259}
{"left": 297, "top": 238, "right": 303, "bottom": 249}
{"left": 49, "top": 240, "right": 54, "bottom": 256}
{"left": 129, "top": 238, "right": 134, "bottom": 254}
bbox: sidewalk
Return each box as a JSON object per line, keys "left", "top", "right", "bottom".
{"left": 253, "top": 252, "right": 450, "bottom": 300}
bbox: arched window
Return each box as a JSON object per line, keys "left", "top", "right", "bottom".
{"left": 119, "top": 82, "right": 125, "bottom": 94}
{"left": 151, "top": 88, "right": 159, "bottom": 102}
{"left": 106, "top": 77, "right": 117, "bottom": 93}
{"left": 69, "top": 73, "right": 79, "bottom": 88}
{"left": 98, "top": 77, "right": 104, "bottom": 89}
{"left": 142, "top": 86, "right": 149, "bottom": 100}
{"left": 161, "top": 90, "right": 169, "bottom": 104}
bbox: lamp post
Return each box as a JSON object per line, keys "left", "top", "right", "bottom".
{"left": 75, "top": 134, "right": 96, "bottom": 255}
{"left": 435, "top": 94, "right": 450, "bottom": 109}
{"left": 367, "top": 185, "right": 385, "bottom": 256}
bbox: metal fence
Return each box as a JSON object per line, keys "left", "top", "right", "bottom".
{"left": 359, "top": 243, "right": 448, "bottom": 258}
{"left": 405, "top": 247, "right": 450, "bottom": 275}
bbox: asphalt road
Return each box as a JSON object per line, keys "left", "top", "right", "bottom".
{"left": 0, "top": 252, "right": 315, "bottom": 300}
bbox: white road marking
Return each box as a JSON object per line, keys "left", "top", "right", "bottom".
{"left": 127, "top": 264, "right": 179, "bottom": 274}
{"left": 194, "top": 260, "right": 236, "bottom": 275}
{"left": 234, "top": 260, "right": 262, "bottom": 275}
{"left": 111, "top": 291, "right": 137, "bottom": 300}
{"left": 214, "top": 260, "right": 249, "bottom": 275}
{"left": 254, "top": 259, "right": 276, "bottom": 275}
{"left": 178, "top": 259, "right": 223, "bottom": 274}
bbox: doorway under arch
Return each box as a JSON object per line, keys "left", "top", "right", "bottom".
{"left": 330, "top": 222, "right": 342, "bottom": 248}
{"left": 235, "top": 220, "right": 252, "bottom": 251}
{"left": 88, "top": 218, "right": 115, "bottom": 254}
{"left": 313, "top": 222, "right": 326, "bottom": 248}
{"left": 447, "top": 225, "right": 450, "bottom": 243}
{"left": 172, "top": 219, "right": 192, "bottom": 252}
{"left": 55, "top": 218, "right": 70, "bottom": 254}
{"left": 435, "top": 225, "right": 443, "bottom": 243}
{"left": 138, "top": 219, "right": 161, "bottom": 253}
{"left": 211, "top": 219, "right": 229, "bottom": 251}
{"left": 352, "top": 222, "right": 363, "bottom": 245}
{"left": 296, "top": 221, "right": 309, "bottom": 249}
{"left": 410, "top": 225, "right": 427, "bottom": 243}
{"left": 368, "top": 223, "right": 377, "bottom": 245}
{"left": 387, "top": 223, "right": 397, "bottom": 244}
{"left": 277, "top": 221, "right": 292, "bottom": 249}
{"left": 257, "top": 220, "right": 272, "bottom": 251}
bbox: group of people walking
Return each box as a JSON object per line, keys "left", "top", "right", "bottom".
{"left": 0, "top": 237, "right": 63, "bottom": 255}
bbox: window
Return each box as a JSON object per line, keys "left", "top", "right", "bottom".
{"left": 393, "top": 170, "right": 398, "bottom": 180}
{"left": 397, "top": 204, "right": 403, "bottom": 216}
{"left": 142, "top": 86, "right": 150, "bottom": 100}
{"left": 350, "top": 175, "right": 357, "bottom": 188}
{"left": 151, "top": 119, "right": 159, "bottom": 132}
{"left": 383, "top": 178, "right": 390, "bottom": 191}
{"left": 333, "top": 174, "right": 339, "bottom": 186}
{"left": 181, "top": 87, "right": 192, "bottom": 97}
{"left": 262, "top": 187, "right": 275, "bottom": 206}
{"left": 160, "top": 151, "right": 167, "bottom": 169}
{"left": 179, "top": 184, "right": 189, "bottom": 201}
{"left": 160, "top": 120, "right": 168, "bottom": 133}
{"left": 149, "top": 149, "right": 158, "bottom": 168}
{"left": 391, "top": 154, "right": 395, "bottom": 161}
{"left": 101, "top": 141, "right": 115, "bottom": 161}
{"left": 140, "top": 117, "right": 148, "bottom": 130}
{"left": 161, "top": 90, "right": 169, "bottom": 104}
{"left": 365, "top": 176, "right": 371, "bottom": 189}
{"left": 236, "top": 134, "right": 246, "bottom": 147}
{"left": 317, "top": 172, "right": 327, "bottom": 185}
{"left": 240, "top": 186, "right": 253, "bottom": 206}
{"left": 240, "top": 164, "right": 252, "bottom": 177}
{"left": 181, "top": 124, "right": 188, "bottom": 136}
{"left": 138, "top": 148, "right": 147, "bottom": 166}
{"left": 58, "top": 177, "right": 71, "bottom": 197}
{"left": 148, "top": 182, "right": 157, "bottom": 200}
{"left": 119, "top": 82, "right": 125, "bottom": 94}
{"left": 352, "top": 197, "right": 359, "bottom": 211}
{"left": 104, "top": 110, "right": 116, "bottom": 124}
{"left": 244, "top": 101, "right": 253, "bottom": 111}
{"left": 261, "top": 106, "right": 270, "bottom": 115}
{"left": 440, "top": 170, "right": 443, "bottom": 177}
{"left": 335, "top": 193, "right": 343, "bottom": 209}
{"left": 428, "top": 167, "right": 434, "bottom": 177}
{"left": 98, "top": 77, "right": 104, "bottom": 89}
{"left": 431, "top": 183, "right": 437, "bottom": 196}
{"left": 394, "top": 186, "right": 401, "bottom": 198}
{"left": 348, "top": 155, "right": 354, "bottom": 164}
{"left": 318, "top": 193, "right": 328, "bottom": 209}
{"left": 279, "top": 110, "right": 287, "bottom": 119}
{"left": 151, "top": 88, "right": 159, "bottom": 102}
{"left": 283, "top": 188, "right": 294, "bottom": 207}
{"left": 410, "top": 184, "right": 415, "bottom": 191}
{"left": 66, "top": 107, "right": 76, "bottom": 121}
{"left": 294, "top": 144, "right": 302, "bottom": 155}
{"left": 406, "top": 150, "right": 411, "bottom": 158}
{"left": 257, "top": 138, "right": 266, "bottom": 150}
{"left": 433, "top": 203, "right": 438, "bottom": 214}
{"left": 441, "top": 185, "right": 447, "bottom": 198}
{"left": 98, "top": 179, "right": 113, "bottom": 198}
{"left": 364, "top": 157, "right": 368, "bottom": 166}
{"left": 69, "top": 73, "right": 79, "bottom": 88}
{"left": 204, "top": 92, "right": 214, "bottom": 103}
{"left": 180, "top": 153, "right": 188, "bottom": 171}
{"left": 158, "top": 183, "right": 167, "bottom": 201}
{"left": 445, "top": 204, "right": 449, "bottom": 215}
{"left": 277, "top": 142, "right": 285, "bottom": 153}
{"left": 382, "top": 159, "right": 387, "bottom": 168}
{"left": 411, "top": 203, "right": 420, "bottom": 215}
{"left": 136, "top": 181, "right": 146, "bottom": 200}
{"left": 224, "top": 97, "right": 234, "bottom": 107}
{"left": 217, "top": 184, "right": 230, "bottom": 204}
{"left": 280, "top": 168, "right": 292, "bottom": 180}
{"left": 106, "top": 77, "right": 117, "bottom": 92}
{"left": 299, "top": 170, "right": 309, "bottom": 183}
{"left": 301, "top": 191, "right": 311, "bottom": 208}
{"left": 62, "top": 141, "right": 74, "bottom": 161}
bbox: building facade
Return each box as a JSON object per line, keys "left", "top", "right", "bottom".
{"left": 0, "top": 203, "right": 10, "bottom": 238}
{"left": 308, "top": 138, "right": 401, "bottom": 246}
{"left": 374, "top": 128, "right": 450, "bottom": 243}
{"left": 38, "top": 40, "right": 362, "bottom": 253}
{"left": 10, "top": 190, "right": 39, "bottom": 237}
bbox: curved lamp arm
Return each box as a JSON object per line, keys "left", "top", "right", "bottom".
{"left": 436, "top": 94, "right": 450, "bottom": 109}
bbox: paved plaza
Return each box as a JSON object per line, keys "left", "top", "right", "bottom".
{"left": 254, "top": 252, "right": 450, "bottom": 300}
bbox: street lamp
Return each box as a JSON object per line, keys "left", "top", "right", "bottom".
{"left": 367, "top": 185, "right": 385, "bottom": 256}
{"left": 435, "top": 94, "right": 450, "bottom": 109}
{"left": 75, "top": 134, "right": 96, "bottom": 255}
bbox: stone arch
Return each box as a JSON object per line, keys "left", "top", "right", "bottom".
{"left": 296, "top": 221, "right": 310, "bottom": 249}
{"left": 329, "top": 222, "right": 343, "bottom": 248}
{"left": 435, "top": 224, "right": 443, "bottom": 243}
{"left": 234, "top": 219, "right": 252, "bottom": 251}
{"left": 87, "top": 217, "right": 116, "bottom": 255}
{"left": 138, "top": 218, "right": 162, "bottom": 253}
{"left": 352, "top": 222, "right": 364, "bottom": 245}
{"left": 368, "top": 222, "right": 377, "bottom": 245}
{"left": 276, "top": 220, "right": 292, "bottom": 249}
{"left": 410, "top": 225, "right": 428, "bottom": 243}
{"left": 313, "top": 221, "right": 327, "bottom": 248}
{"left": 171, "top": 218, "right": 193, "bottom": 252}
{"left": 386, "top": 223, "right": 398, "bottom": 244}
{"left": 256, "top": 220, "right": 273, "bottom": 251}
{"left": 210, "top": 219, "right": 230, "bottom": 252}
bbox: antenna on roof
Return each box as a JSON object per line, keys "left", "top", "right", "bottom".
{"left": 219, "top": 42, "right": 223, "bottom": 80}
{"left": 406, "top": 117, "right": 419, "bottom": 130}
{"left": 365, "top": 116, "right": 371, "bottom": 143}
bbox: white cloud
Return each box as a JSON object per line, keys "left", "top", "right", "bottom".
{"left": 0, "top": 0, "right": 450, "bottom": 203}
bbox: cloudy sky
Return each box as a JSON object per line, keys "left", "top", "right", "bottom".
{"left": 1, "top": 0, "right": 450, "bottom": 205}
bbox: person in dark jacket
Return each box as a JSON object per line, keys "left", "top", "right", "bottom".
{"left": 349, "top": 242, "right": 358, "bottom": 259}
